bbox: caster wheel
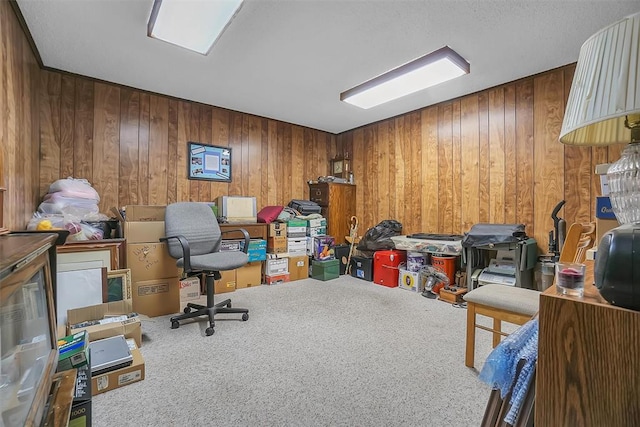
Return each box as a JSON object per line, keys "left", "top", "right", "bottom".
{"left": 205, "top": 327, "right": 215, "bottom": 336}
{"left": 183, "top": 306, "right": 191, "bottom": 314}
{"left": 242, "top": 313, "right": 249, "bottom": 321}
{"left": 171, "top": 320, "right": 180, "bottom": 329}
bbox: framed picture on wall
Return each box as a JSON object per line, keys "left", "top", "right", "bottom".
{"left": 188, "top": 142, "right": 232, "bottom": 182}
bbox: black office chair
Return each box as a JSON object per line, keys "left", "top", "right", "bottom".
{"left": 160, "top": 202, "right": 250, "bottom": 336}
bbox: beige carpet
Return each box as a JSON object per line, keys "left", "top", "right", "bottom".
{"left": 91, "top": 275, "right": 496, "bottom": 426}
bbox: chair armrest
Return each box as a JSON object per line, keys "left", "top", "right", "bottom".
{"left": 160, "top": 235, "right": 192, "bottom": 272}
{"left": 220, "top": 228, "right": 250, "bottom": 254}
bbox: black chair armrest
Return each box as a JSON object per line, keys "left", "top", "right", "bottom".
{"left": 160, "top": 235, "right": 193, "bottom": 272}
{"left": 220, "top": 228, "right": 250, "bottom": 254}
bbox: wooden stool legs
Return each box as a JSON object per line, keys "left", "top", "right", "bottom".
{"left": 465, "top": 301, "right": 533, "bottom": 369}
{"left": 465, "top": 302, "right": 477, "bottom": 368}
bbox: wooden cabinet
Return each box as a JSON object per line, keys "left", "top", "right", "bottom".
{"left": 219, "top": 223, "right": 267, "bottom": 241}
{"left": 308, "top": 182, "right": 356, "bottom": 244}
{"left": 536, "top": 262, "right": 640, "bottom": 426}
{"left": 0, "top": 233, "right": 59, "bottom": 427}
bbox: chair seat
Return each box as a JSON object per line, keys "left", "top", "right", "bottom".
{"left": 177, "top": 251, "right": 249, "bottom": 272}
{"left": 463, "top": 284, "right": 540, "bottom": 317}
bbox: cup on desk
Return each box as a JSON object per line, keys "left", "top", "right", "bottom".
{"left": 555, "top": 262, "right": 586, "bottom": 297}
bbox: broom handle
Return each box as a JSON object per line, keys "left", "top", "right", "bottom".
{"left": 345, "top": 216, "right": 358, "bottom": 274}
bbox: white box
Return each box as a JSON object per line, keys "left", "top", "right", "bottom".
{"left": 266, "top": 258, "right": 289, "bottom": 275}
{"left": 287, "top": 226, "right": 307, "bottom": 237}
{"left": 307, "top": 226, "right": 327, "bottom": 237}
{"left": 179, "top": 277, "right": 201, "bottom": 303}
{"left": 306, "top": 218, "right": 327, "bottom": 228}
{"left": 595, "top": 163, "right": 611, "bottom": 196}
{"left": 287, "top": 238, "right": 307, "bottom": 256}
{"left": 306, "top": 237, "right": 314, "bottom": 256}
{"left": 398, "top": 269, "right": 426, "bottom": 292}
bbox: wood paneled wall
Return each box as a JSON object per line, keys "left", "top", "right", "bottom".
{"left": 337, "top": 65, "right": 626, "bottom": 251}
{"left": 39, "top": 72, "right": 337, "bottom": 218}
{"left": 5, "top": 0, "right": 626, "bottom": 250}
{"left": 1, "top": 0, "right": 42, "bottom": 230}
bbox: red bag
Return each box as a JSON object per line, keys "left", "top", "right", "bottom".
{"left": 257, "top": 206, "right": 284, "bottom": 223}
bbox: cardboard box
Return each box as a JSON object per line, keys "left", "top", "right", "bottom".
{"left": 124, "top": 221, "right": 165, "bottom": 244}
{"left": 91, "top": 346, "right": 145, "bottom": 396}
{"left": 57, "top": 331, "right": 90, "bottom": 371}
{"left": 267, "top": 236, "right": 287, "bottom": 254}
{"left": 306, "top": 218, "right": 327, "bottom": 228}
{"left": 236, "top": 262, "right": 262, "bottom": 288}
{"left": 266, "top": 258, "right": 289, "bottom": 275}
{"left": 307, "top": 226, "right": 327, "bottom": 237}
{"left": 289, "top": 256, "right": 309, "bottom": 281}
{"left": 287, "top": 226, "right": 307, "bottom": 237}
{"left": 596, "top": 196, "right": 617, "bottom": 219}
{"left": 67, "top": 300, "right": 142, "bottom": 348}
{"left": 265, "top": 273, "right": 290, "bottom": 285}
{"left": 124, "top": 205, "right": 166, "bottom": 222}
{"left": 287, "top": 238, "right": 307, "bottom": 256}
{"left": 398, "top": 269, "right": 426, "bottom": 292}
{"left": 133, "top": 277, "right": 180, "bottom": 317}
{"left": 214, "top": 270, "right": 236, "bottom": 294}
{"left": 240, "top": 239, "right": 267, "bottom": 262}
{"left": 220, "top": 240, "right": 242, "bottom": 252}
{"left": 596, "top": 217, "right": 620, "bottom": 244}
{"left": 268, "top": 222, "right": 287, "bottom": 237}
{"left": 595, "top": 163, "right": 611, "bottom": 196}
{"left": 313, "top": 236, "right": 336, "bottom": 260}
{"left": 127, "top": 242, "right": 179, "bottom": 282}
{"left": 179, "top": 276, "right": 201, "bottom": 303}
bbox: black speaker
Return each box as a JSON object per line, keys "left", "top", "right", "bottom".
{"left": 595, "top": 223, "right": 640, "bottom": 311}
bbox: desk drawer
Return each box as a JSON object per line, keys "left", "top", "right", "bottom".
{"left": 220, "top": 223, "right": 266, "bottom": 240}
{"left": 309, "top": 184, "right": 328, "bottom": 206}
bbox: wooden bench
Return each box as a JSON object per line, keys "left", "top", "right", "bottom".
{"left": 463, "top": 284, "right": 540, "bottom": 368}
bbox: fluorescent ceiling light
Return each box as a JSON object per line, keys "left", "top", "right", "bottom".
{"left": 148, "top": 0, "right": 244, "bottom": 55}
{"left": 340, "top": 46, "right": 470, "bottom": 109}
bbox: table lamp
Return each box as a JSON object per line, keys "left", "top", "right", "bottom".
{"left": 559, "top": 11, "right": 640, "bottom": 224}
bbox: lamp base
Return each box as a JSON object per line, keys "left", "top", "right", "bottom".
{"left": 607, "top": 142, "right": 640, "bottom": 224}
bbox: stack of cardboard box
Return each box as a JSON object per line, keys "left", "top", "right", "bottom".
{"left": 124, "top": 205, "right": 180, "bottom": 317}
{"left": 265, "top": 222, "right": 291, "bottom": 283}
{"left": 217, "top": 236, "right": 266, "bottom": 291}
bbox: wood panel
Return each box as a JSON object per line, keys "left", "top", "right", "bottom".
{"left": 533, "top": 70, "right": 565, "bottom": 252}
{"left": 344, "top": 64, "right": 613, "bottom": 252}
{"left": 2, "top": 0, "right": 41, "bottom": 230}
{"left": 537, "top": 283, "right": 640, "bottom": 426}
{"left": 1, "top": 8, "right": 614, "bottom": 252}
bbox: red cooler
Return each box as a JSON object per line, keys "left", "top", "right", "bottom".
{"left": 373, "top": 250, "right": 406, "bottom": 287}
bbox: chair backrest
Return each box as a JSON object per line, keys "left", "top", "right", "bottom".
{"left": 165, "top": 202, "right": 221, "bottom": 259}
{"left": 559, "top": 222, "right": 596, "bottom": 264}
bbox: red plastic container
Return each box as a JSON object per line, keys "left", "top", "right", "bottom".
{"left": 373, "top": 250, "right": 407, "bottom": 287}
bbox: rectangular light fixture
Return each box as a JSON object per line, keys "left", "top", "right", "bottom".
{"left": 148, "top": 0, "right": 244, "bottom": 55}
{"left": 340, "top": 46, "right": 470, "bottom": 109}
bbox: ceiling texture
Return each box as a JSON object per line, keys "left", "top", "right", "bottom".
{"left": 16, "top": 0, "right": 640, "bottom": 134}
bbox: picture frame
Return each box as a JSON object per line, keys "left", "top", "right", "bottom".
{"left": 106, "top": 268, "right": 132, "bottom": 302}
{"left": 188, "top": 142, "right": 232, "bottom": 182}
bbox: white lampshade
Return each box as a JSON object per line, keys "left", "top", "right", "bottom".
{"left": 559, "top": 11, "right": 640, "bottom": 146}
{"left": 560, "top": 11, "right": 640, "bottom": 225}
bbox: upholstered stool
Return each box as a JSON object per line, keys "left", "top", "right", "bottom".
{"left": 463, "top": 284, "right": 539, "bottom": 368}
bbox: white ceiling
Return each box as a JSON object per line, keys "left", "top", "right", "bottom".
{"left": 16, "top": 0, "right": 640, "bottom": 134}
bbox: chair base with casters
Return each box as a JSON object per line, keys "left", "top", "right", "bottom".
{"left": 170, "top": 271, "right": 248, "bottom": 336}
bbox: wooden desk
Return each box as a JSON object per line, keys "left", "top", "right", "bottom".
{"left": 219, "top": 223, "right": 267, "bottom": 240}
{"left": 536, "top": 260, "right": 640, "bottom": 426}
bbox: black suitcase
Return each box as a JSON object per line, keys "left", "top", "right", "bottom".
{"left": 288, "top": 199, "right": 322, "bottom": 215}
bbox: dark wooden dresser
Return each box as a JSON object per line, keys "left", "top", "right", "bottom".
{"left": 308, "top": 182, "right": 356, "bottom": 244}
